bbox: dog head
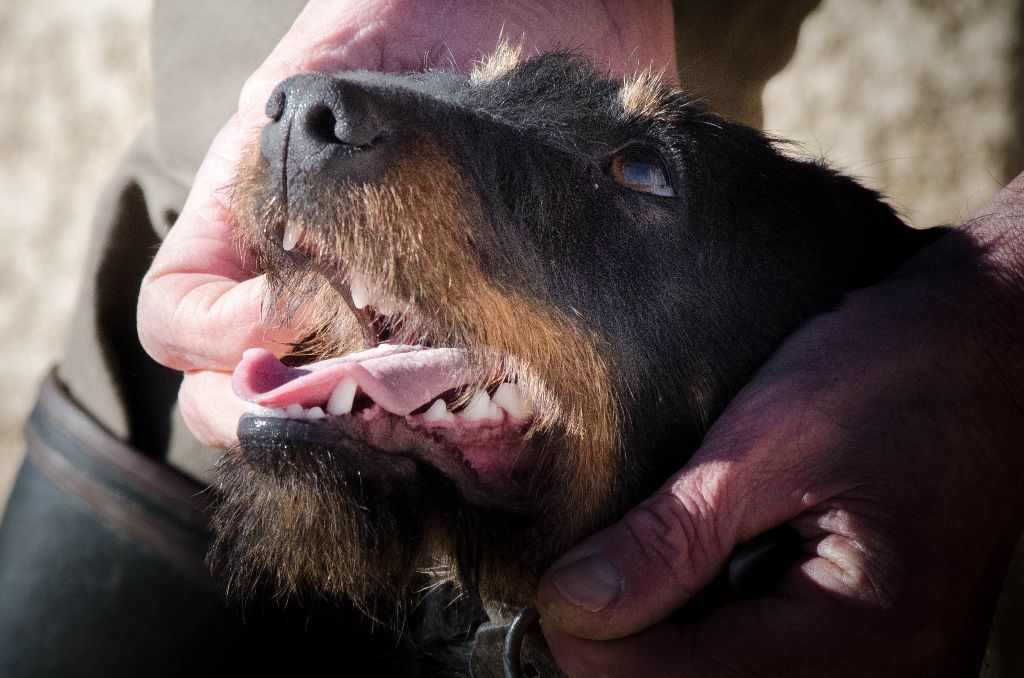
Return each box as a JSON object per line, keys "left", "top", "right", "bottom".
{"left": 217, "top": 46, "right": 933, "bottom": 612}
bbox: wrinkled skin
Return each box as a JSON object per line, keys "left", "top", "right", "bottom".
{"left": 136, "top": 2, "right": 1024, "bottom": 675}
{"left": 539, "top": 177, "right": 1024, "bottom": 676}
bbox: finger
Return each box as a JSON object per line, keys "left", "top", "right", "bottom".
{"left": 537, "top": 446, "right": 814, "bottom": 640}
{"left": 536, "top": 365, "right": 845, "bottom": 640}
{"left": 543, "top": 560, "right": 883, "bottom": 678}
{"left": 237, "top": 0, "right": 681, "bottom": 121}
{"left": 138, "top": 109, "right": 306, "bottom": 371}
{"left": 139, "top": 3, "right": 414, "bottom": 373}
{"left": 178, "top": 370, "right": 248, "bottom": 449}
{"left": 139, "top": 269, "right": 296, "bottom": 371}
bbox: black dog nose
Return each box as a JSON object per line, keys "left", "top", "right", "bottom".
{"left": 260, "top": 73, "right": 391, "bottom": 189}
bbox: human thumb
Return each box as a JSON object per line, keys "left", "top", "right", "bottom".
{"left": 536, "top": 462, "right": 757, "bottom": 640}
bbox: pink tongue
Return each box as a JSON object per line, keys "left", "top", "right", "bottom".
{"left": 232, "top": 344, "right": 474, "bottom": 416}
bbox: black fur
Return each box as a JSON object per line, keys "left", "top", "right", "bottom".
{"left": 221, "top": 53, "right": 942, "bottom": 675}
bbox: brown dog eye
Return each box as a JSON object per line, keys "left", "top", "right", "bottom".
{"left": 609, "top": 146, "right": 675, "bottom": 197}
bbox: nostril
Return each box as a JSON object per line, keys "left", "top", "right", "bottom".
{"left": 303, "top": 103, "right": 341, "bottom": 145}
{"left": 265, "top": 88, "right": 286, "bottom": 122}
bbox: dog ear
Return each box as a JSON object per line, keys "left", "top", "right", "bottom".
{"left": 793, "top": 159, "right": 947, "bottom": 289}
{"left": 695, "top": 117, "right": 942, "bottom": 292}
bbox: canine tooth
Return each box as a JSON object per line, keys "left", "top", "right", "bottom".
{"left": 350, "top": 276, "right": 370, "bottom": 310}
{"left": 422, "top": 399, "right": 455, "bottom": 423}
{"left": 492, "top": 383, "right": 531, "bottom": 419}
{"left": 306, "top": 406, "right": 325, "bottom": 420}
{"left": 376, "top": 296, "right": 397, "bottom": 316}
{"left": 282, "top": 222, "right": 302, "bottom": 251}
{"left": 462, "top": 391, "right": 492, "bottom": 421}
{"left": 486, "top": 402, "right": 503, "bottom": 422}
{"left": 326, "top": 377, "right": 358, "bottom": 415}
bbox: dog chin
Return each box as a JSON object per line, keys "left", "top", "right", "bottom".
{"left": 209, "top": 416, "right": 444, "bottom": 609}
{"left": 209, "top": 415, "right": 544, "bottom": 610}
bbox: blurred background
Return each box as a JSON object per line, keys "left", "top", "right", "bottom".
{"left": 0, "top": 0, "right": 152, "bottom": 512}
{"left": 0, "top": 0, "right": 1020, "bottom": 514}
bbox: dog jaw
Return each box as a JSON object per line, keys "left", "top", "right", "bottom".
{"left": 222, "top": 129, "right": 622, "bottom": 608}
{"left": 215, "top": 51, "right": 934, "bottom": 617}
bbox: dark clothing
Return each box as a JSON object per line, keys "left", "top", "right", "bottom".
{"left": 2, "top": 375, "right": 397, "bottom": 676}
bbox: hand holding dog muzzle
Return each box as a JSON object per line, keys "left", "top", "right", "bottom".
{"left": 136, "top": 0, "right": 677, "bottom": 449}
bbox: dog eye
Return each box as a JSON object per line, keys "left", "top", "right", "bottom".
{"left": 609, "top": 146, "right": 675, "bottom": 197}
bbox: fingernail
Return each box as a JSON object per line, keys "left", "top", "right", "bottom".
{"left": 550, "top": 555, "right": 621, "bottom": 612}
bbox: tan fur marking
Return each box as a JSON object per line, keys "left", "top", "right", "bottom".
{"left": 470, "top": 39, "right": 523, "bottom": 83}
{"left": 619, "top": 68, "right": 675, "bottom": 122}
{"left": 232, "top": 136, "right": 620, "bottom": 605}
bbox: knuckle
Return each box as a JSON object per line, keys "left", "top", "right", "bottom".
{"left": 621, "top": 476, "right": 729, "bottom": 593}
{"left": 136, "top": 284, "right": 174, "bottom": 366}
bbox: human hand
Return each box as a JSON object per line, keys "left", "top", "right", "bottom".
{"left": 537, "top": 175, "right": 1024, "bottom": 676}
{"left": 136, "top": 0, "right": 676, "bottom": 448}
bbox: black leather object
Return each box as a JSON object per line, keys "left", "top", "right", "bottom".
{"left": 0, "top": 373, "right": 397, "bottom": 677}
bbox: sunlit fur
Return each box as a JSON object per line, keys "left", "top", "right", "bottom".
{"left": 619, "top": 67, "right": 679, "bottom": 122}
{"left": 216, "top": 49, "right": 938, "bottom": 619}
{"left": 470, "top": 38, "right": 523, "bottom": 83}
{"left": 229, "top": 134, "right": 619, "bottom": 607}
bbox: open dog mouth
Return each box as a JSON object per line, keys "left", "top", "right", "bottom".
{"left": 231, "top": 263, "right": 539, "bottom": 503}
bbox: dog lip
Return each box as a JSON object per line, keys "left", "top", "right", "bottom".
{"left": 238, "top": 409, "right": 536, "bottom": 507}
{"left": 234, "top": 344, "right": 539, "bottom": 497}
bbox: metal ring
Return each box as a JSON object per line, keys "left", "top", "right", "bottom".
{"left": 502, "top": 605, "right": 539, "bottom": 678}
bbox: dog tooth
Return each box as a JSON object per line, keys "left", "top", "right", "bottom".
{"left": 282, "top": 222, "right": 302, "bottom": 252}
{"left": 350, "top": 276, "right": 370, "bottom": 310}
{"left": 462, "top": 391, "right": 492, "bottom": 421}
{"left": 286, "top": 403, "right": 304, "bottom": 418}
{"left": 326, "top": 377, "right": 358, "bottom": 415}
{"left": 486, "top": 402, "right": 504, "bottom": 422}
{"left": 376, "top": 296, "right": 397, "bottom": 317}
{"left": 249, "top": 404, "right": 282, "bottom": 417}
{"left": 306, "top": 406, "right": 325, "bottom": 420}
{"left": 422, "top": 399, "right": 455, "bottom": 423}
{"left": 492, "top": 383, "right": 531, "bottom": 419}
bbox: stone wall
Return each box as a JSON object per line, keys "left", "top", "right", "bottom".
{"left": 764, "top": 0, "right": 1021, "bottom": 228}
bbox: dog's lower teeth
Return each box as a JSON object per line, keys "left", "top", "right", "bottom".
{"left": 326, "top": 377, "right": 358, "bottom": 415}
{"left": 492, "top": 383, "right": 531, "bottom": 419}
{"left": 422, "top": 399, "right": 455, "bottom": 423}
{"left": 249, "top": 404, "right": 286, "bottom": 418}
{"left": 462, "top": 391, "right": 493, "bottom": 421}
